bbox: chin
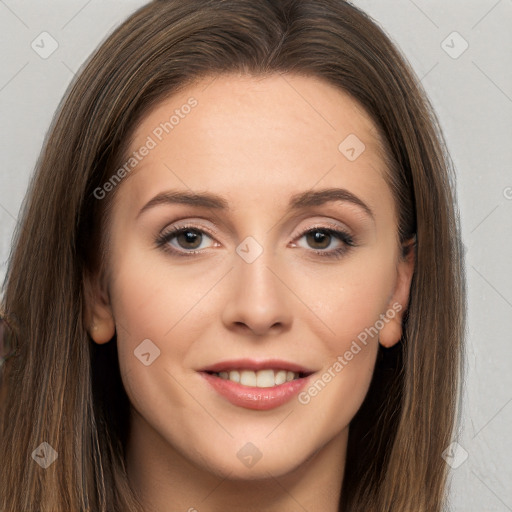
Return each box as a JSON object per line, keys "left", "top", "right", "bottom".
{"left": 195, "top": 442, "right": 310, "bottom": 481}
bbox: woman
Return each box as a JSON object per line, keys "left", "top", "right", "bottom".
{"left": 0, "top": 0, "right": 465, "bottom": 510}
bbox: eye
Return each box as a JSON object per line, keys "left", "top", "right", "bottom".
{"left": 155, "top": 225, "right": 217, "bottom": 256}
{"left": 294, "top": 226, "right": 355, "bottom": 259}
{"left": 155, "top": 222, "right": 356, "bottom": 259}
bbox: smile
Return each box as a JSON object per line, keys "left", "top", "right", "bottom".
{"left": 209, "top": 369, "right": 303, "bottom": 388}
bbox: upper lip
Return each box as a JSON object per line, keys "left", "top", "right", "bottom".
{"left": 197, "top": 358, "right": 316, "bottom": 375}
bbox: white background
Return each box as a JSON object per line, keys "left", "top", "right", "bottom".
{"left": 0, "top": 1, "right": 511, "bottom": 510}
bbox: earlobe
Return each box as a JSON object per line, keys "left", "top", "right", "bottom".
{"left": 378, "top": 315, "right": 403, "bottom": 348}
{"left": 379, "top": 236, "right": 416, "bottom": 348}
{"left": 83, "top": 268, "right": 116, "bottom": 345}
{"left": 88, "top": 316, "right": 116, "bottom": 344}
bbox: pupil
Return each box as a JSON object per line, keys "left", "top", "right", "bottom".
{"left": 308, "top": 230, "right": 330, "bottom": 249}
{"left": 178, "top": 230, "right": 201, "bottom": 249}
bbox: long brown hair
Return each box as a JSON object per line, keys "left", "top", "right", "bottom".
{"left": 0, "top": 1, "right": 465, "bottom": 510}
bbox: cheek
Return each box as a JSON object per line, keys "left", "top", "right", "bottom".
{"left": 291, "top": 257, "right": 394, "bottom": 437}
{"left": 106, "top": 240, "right": 221, "bottom": 400}
{"left": 109, "top": 233, "right": 213, "bottom": 339}
{"left": 293, "top": 247, "right": 397, "bottom": 348}
{"left": 108, "top": 253, "right": 198, "bottom": 430}
{"left": 292, "top": 248, "right": 396, "bottom": 388}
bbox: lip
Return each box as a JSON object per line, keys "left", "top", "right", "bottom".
{"left": 197, "top": 358, "right": 316, "bottom": 374}
{"left": 197, "top": 359, "right": 317, "bottom": 411}
{"left": 199, "top": 372, "right": 313, "bottom": 410}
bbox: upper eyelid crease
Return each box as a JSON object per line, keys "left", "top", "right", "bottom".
{"left": 136, "top": 187, "right": 375, "bottom": 221}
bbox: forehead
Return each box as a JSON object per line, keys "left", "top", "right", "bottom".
{"left": 117, "top": 73, "right": 392, "bottom": 215}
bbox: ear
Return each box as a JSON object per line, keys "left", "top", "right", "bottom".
{"left": 379, "top": 236, "right": 416, "bottom": 348}
{"left": 83, "top": 267, "right": 116, "bottom": 344}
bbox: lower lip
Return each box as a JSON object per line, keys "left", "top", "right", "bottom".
{"left": 199, "top": 372, "right": 311, "bottom": 410}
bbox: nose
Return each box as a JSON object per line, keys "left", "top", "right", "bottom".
{"left": 221, "top": 249, "right": 293, "bottom": 337}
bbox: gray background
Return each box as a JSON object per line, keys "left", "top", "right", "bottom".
{"left": 0, "top": 1, "right": 511, "bottom": 510}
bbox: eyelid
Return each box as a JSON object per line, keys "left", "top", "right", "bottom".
{"left": 161, "top": 219, "right": 220, "bottom": 238}
{"left": 160, "top": 217, "right": 353, "bottom": 244}
{"left": 291, "top": 219, "right": 353, "bottom": 240}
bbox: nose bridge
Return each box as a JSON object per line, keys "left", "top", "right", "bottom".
{"left": 237, "top": 242, "right": 277, "bottom": 298}
{"left": 221, "top": 234, "right": 293, "bottom": 335}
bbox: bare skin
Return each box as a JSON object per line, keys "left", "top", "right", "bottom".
{"left": 86, "top": 73, "right": 414, "bottom": 512}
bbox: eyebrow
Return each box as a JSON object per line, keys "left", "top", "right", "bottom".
{"left": 136, "top": 187, "right": 374, "bottom": 220}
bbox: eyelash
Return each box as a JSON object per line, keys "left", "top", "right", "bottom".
{"left": 155, "top": 223, "right": 356, "bottom": 260}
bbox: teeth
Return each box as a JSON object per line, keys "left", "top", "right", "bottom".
{"left": 214, "top": 369, "right": 301, "bottom": 387}
{"left": 240, "top": 370, "right": 256, "bottom": 386}
{"left": 275, "top": 370, "right": 287, "bottom": 385}
{"left": 256, "top": 369, "right": 275, "bottom": 388}
{"left": 228, "top": 370, "right": 240, "bottom": 383}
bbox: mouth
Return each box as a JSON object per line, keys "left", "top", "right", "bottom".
{"left": 197, "top": 359, "right": 317, "bottom": 410}
{"left": 204, "top": 368, "right": 312, "bottom": 388}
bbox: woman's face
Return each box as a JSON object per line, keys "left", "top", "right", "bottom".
{"left": 87, "top": 73, "right": 414, "bottom": 481}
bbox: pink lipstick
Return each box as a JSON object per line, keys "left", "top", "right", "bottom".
{"left": 197, "top": 359, "right": 316, "bottom": 411}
